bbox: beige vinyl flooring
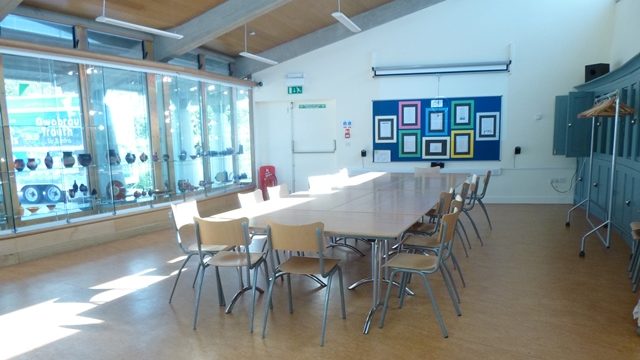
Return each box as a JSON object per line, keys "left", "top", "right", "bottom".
{"left": 1, "top": 204, "right": 639, "bottom": 359}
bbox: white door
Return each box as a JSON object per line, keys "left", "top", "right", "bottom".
{"left": 292, "top": 101, "right": 336, "bottom": 192}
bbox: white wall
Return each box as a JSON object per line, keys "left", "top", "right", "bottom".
{"left": 610, "top": 0, "right": 640, "bottom": 68}
{"left": 252, "top": 0, "right": 614, "bottom": 203}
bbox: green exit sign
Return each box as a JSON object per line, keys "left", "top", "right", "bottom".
{"left": 287, "top": 86, "right": 303, "bottom": 94}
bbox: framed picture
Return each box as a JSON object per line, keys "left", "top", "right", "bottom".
{"left": 451, "top": 100, "right": 475, "bottom": 129}
{"left": 426, "top": 109, "right": 448, "bottom": 135}
{"left": 373, "top": 149, "right": 391, "bottom": 163}
{"left": 399, "top": 130, "right": 421, "bottom": 158}
{"left": 451, "top": 130, "right": 474, "bottom": 158}
{"left": 398, "top": 101, "right": 421, "bottom": 129}
{"left": 374, "top": 115, "right": 396, "bottom": 143}
{"left": 422, "top": 136, "right": 449, "bottom": 159}
{"left": 475, "top": 112, "right": 500, "bottom": 141}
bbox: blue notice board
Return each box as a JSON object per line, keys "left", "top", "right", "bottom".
{"left": 372, "top": 96, "right": 501, "bottom": 162}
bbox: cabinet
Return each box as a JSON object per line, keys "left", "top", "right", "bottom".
{"left": 553, "top": 91, "right": 595, "bottom": 157}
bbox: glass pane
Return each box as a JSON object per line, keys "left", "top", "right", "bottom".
{"left": 87, "top": 67, "right": 153, "bottom": 209}
{"left": 3, "top": 55, "right": 85, "bottom": 224}
{"left": 87, "top": 30, "right": 143, "bottom": 59}
{"left": 168, "top": 53, "right": 199, "bottom": 69}
{"left": 235, "top": 88, "right": 253, "bottom": 184}
{"left": 205, "top": 83, "right": 234, "bottom": 189}
{"left": 205, "top": 58, "right": 230, "bottom": 76}
{"left": 167, "top": 77, "right": 203, "bottom": 196}
{"left": 0, "top": 14, "right": 74, "bottom": 48}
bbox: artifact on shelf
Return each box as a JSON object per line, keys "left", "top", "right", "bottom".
{"left": 79, "top": 183, "right": 88, "bottom": 195}
{"left": 190, "top": 154, "right": 197, "bottom": 160}
{"left": 163, "top": 154, "right": 170, "bottom": 161}
{"left": 14, "top": 158, "right": 25, "bottom": 172}
{"left": 179, "top": 150, "right": 187, "bottom": 161}
{"left": 91, "top": 188, "right": 98, "bottom": 197}
{"left": 77, "top": 153, "right": 92, "bottom": 167}
{"left": 177, "top": 179, "right": 189, "bottom": 193}
{"left": 107, "top": 149, "right": 121, "bottom": 165}
{"left": 46, "top": 204, "right": 56, "bottom": 211}
{"left": 62, "top": 151, "right": 76, "bottom": 168}
{"left": 107, "top": 180, "right": 126, "bottom": 200}
{"left": 72, "top": 180, "right": 79, "bottom": 193}
{"left": 44, "top": 152, "right": 53, "bottom": 169}
{"left": 26, "top": 158, "right": 38, "bottom": 171}
{"left": 26, "top": 206, "right": 39, "bottom": 214}
{"left": 139, "top": 152, "right": 148, "bottom": 162}
{"left": 125, "top": 152, "right": 136, "bottom": 164}
{"left": 152, "top": 152, "right": 159, "bottom": 162}
{"left": 133, "top": 190, "right": 141, "bottom": 199}
{"left": 68, "top": 189, "right": 76, "bottom": 199}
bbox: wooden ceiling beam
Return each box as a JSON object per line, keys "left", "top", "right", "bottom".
{"left": 233, "top": 0, "right": 445, "bottom": 78}
{"left": 154, "top": 0, "right": 291, "bottom": 62}
{"left": 0, "top": 0, "right": 22, "bottom": 21}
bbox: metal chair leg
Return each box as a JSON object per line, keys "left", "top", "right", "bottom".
{"left": 451, "top": 253, "right": 466, "bottom": 288}
{"left": 192, "top": 265, "right": 207, "bottom": 330}
{"left": 169, "top": 254, "right": 194, "bottom": 303}
{"left": 421, "top": 274, "right": 448, "bottom": 338}
{"left": 378, "top": 269, "right": 397, "bottom": 328}
{"left": 455, "top": 227, "right": 469, "bottom": 257}
{"left": 320, "top": 271, "right": 334, "bottom": 346}
{"left": 458, "top": 221, "right": 472, "bottom": 250}
{"left": 463, "top": 210, "right": 484, "bottom": 246}
{"left": 441, "top": 264, "right": 462, "bottom": 310}
{"left": 477, "top": 198, "right": 493, "bottom": 230}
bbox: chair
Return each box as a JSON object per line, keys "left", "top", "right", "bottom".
{"left": 475, "top": 170, "right": 493, "bottom": 230}
{"left": 261, "top": 221, "right": 346, "bottom": 346}
{"left": 168, "top": 201, "right": 231, "bottom": 304}
{"left": 462, "top": 176, "right": 484, "bottom": 246}
{"left": 401, "top": 199, "right": 467, "bottom": 300}
{"left": 192, "top": 216, "right": 268, "bottom": 331}
{"left": 267, "top": 183, "right": 289, "bottom": 200}
{"left": 237, "top": 189, "right": 264, "bottom": 208}
{"left": 629, "top": 222, "right": 640, "bottom": 291}
{"left": 379, "top": 210, "right": 462, "bottom": 338}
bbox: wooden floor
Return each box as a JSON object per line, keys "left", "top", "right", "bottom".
{"left": 1, "top": 204, "right": 639, "bottom": 359}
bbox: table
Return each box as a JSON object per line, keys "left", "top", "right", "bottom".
{"left": 212, "top": 172, "right": 467, "bottom": 333}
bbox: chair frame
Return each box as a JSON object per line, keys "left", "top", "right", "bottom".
{"left": 192, "top": 216, "right": 268, "bottom": 332}
{"left": 475, "top": 170, "right": 493, "bottom": 230}
{"left": 379, "top": 211, "right": 462, "bottom": 338}
{"left": 261, "top": 222, "right": 346, "bottom": 346}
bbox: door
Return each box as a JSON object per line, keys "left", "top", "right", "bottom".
{"left": 292, "top": 101, "right": 336, "bottom": 192}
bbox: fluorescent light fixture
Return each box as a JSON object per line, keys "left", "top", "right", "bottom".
{"left": 95, "top": 16, "right": 183, "bottom": 39}
{"left": 239, "top": 51, "right": 278, "bottom": 66}
{"left": 239, "top": 24, "right": 278, "bottom": 66}
{"left": 332, "top": 11, "right": 361, "bottom": 33}
{"left": 372, "top": 61, "right": 512, "bottom": 77}
{"left": 96, "top": 0, "right": 182, "bottom": 39}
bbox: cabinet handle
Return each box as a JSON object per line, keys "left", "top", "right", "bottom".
{"left": 593, "top": 182, "right": 598, "bottom": 187}
{"left": 626, "top": 200, "right": 631, "bottom": 206}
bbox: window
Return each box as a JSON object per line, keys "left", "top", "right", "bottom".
{"left": 87, "top": 30, "right": 144, "bottom": 59}
{"left": 0, "top": 14, "right": 74, "bottom": 48}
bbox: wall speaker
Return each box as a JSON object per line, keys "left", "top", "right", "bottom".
{"left": 585, "top": 63, "right": 609, "bottom": 82}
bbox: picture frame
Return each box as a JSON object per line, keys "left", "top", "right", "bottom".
{"left": 374, "top": 115, "right": 396, "bottom": 143}
{"left": 398, "top": 101, "right": 421, "bottom": 129}
{"left": 422, "top": 136, "right": 449, "bottom": 159}
{"left": 451, "top": 100, "right": 475, "bottom": 129}
{"left": 451, "top": 130, "right": 474, "bottom": 158}
{"left": 399, "top": 130, "right": 421, "bottom": 158}
{"left": 426, "top": 109, "right": 448, "bottom": 135}
{"left": 475, "top": 112, "right": 500, "bottom": 141}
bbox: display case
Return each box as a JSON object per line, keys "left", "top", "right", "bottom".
{"left": 0, "top": 53, "right": 254, "bottom": 234}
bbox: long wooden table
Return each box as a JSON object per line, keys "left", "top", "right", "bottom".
{"left": 211, "top": 171, "right": 467, "bottom": 333}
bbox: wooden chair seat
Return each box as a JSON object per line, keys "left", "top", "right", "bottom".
{"left": 279, "top": 257, "right": 340, "bottom": 275}
{"left": 384, "top": 252, "right": 438, "bottom": 271}
{"left": 210, "top": 251, "right": 265, "bottom": 267}
{"left": 403, "top": 233, "right": 439, "bottom": 248}
{"left": 408, "top": 222, "right": 436, "bottom": 234}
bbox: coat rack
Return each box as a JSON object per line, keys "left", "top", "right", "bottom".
{"left": 570, "top": 92, "right": 635, "bottom": 257}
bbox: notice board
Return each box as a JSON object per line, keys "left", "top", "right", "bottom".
{"left": 372, "top": 96, "right": 501, "bottom": 162}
